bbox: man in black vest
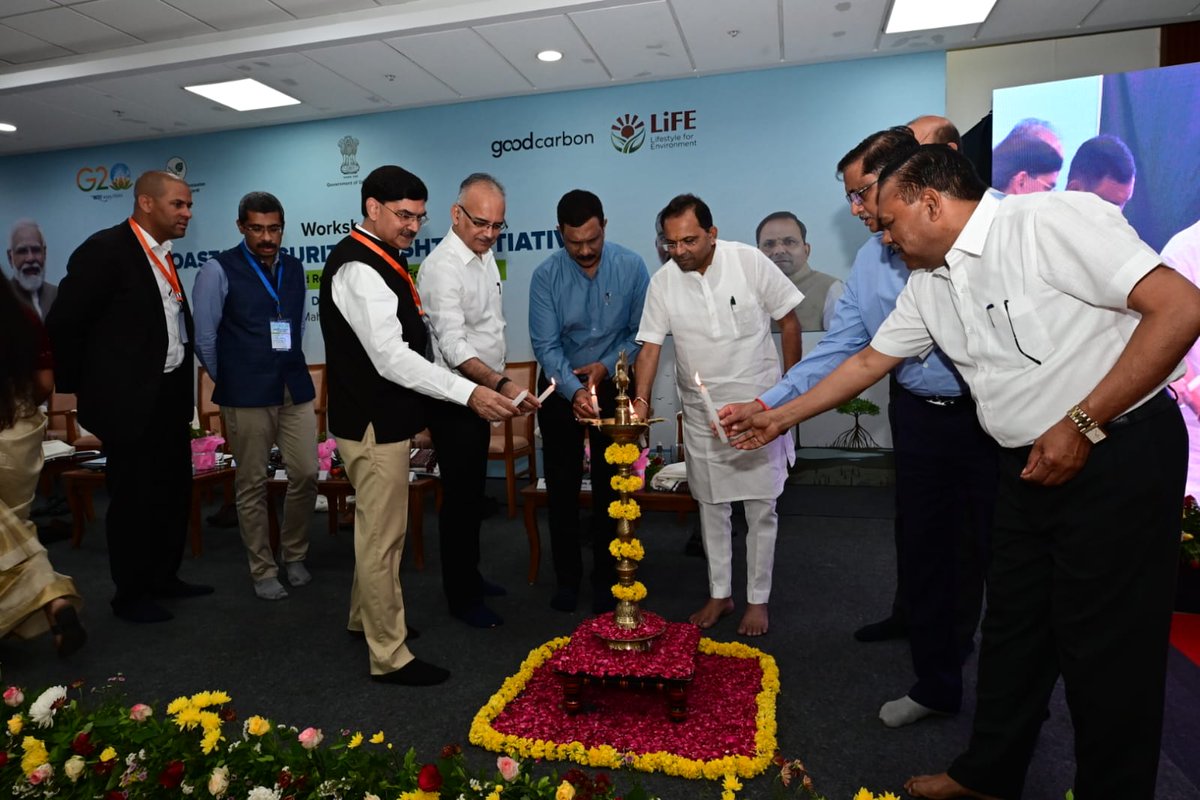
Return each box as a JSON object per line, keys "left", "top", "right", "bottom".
{"left": 194, "top": 192, "right": 317, "bottom": 601}
{"left": 319, "top": 165, "right": 515, "bottom": 685}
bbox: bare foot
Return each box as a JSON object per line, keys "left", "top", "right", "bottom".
{"left": 905, "top": 773, "right": 998, "bottom": 799}
{"left": 738, "top": 603, "right": 768, "bottom": 636}
{"left": 689, "top": 597, "right": 734, "bottom": 628}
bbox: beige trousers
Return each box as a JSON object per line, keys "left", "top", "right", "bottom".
{"left": 223, "top": 390, "right": 317, "bottom": 580}
{"left": 336, "top": 424, "right": 414, "bottom": 675}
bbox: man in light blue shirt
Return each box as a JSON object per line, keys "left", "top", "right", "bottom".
{"left": 726, "top": 119, "right": 996, "bottom": 728}
{"left": 529, "top": 189, "right": 649, "bottom": 614}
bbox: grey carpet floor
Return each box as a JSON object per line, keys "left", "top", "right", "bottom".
{"left": 5, "top": 480, "right": 1198, "bottom": 800}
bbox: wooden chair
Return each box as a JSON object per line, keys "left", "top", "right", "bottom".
{"left": 45, "top": 390, "right": 102, "bottom": 450}
{"left": 488, "top": 361, "right": 538, "bottom": 518}
{"left": 196, "top": 366, "right": 223, "bottom": 438}
{"left": 308, "top": 363, "right": 328, "bottom": 439}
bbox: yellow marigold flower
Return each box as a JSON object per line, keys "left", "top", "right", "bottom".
{"left": 348, "top": 731, "right": 364, "bottom": 749}
{"left": 166, "top": 696, "right": 190, "bottom": 715}
{"left": 854, "top": 789, "right": 875, "bottom": 800}
{"left": 611, "top": 581, "right": 647, "bottom": 602}
{"left": 174, "top": 707, "right": 203, "bottom": 730}
{"left": 7, "top": 714, "right": 23, "bottom": 735}
{"left": 20, "top": 737, "right": 48, "bottom": 777}
{"left": 209, "top": 691, "right": 231, "bottom": 704}
{"left": 723, "top": 775, "right": 743, "bottom": 791}
{"left": 200, "top": 728, "right": 221, "bottom": 754}
{"left": 100, "top": 746, "right": 117, "bottom": 762}
{"left": 370, "top": 730, "right": 385, "bottom": 744}
{"left": 879, "top": 794, "right": 901, "bottom": 800}
{"left": 189, "top": 691, "right": 214, "bottom": 709}
{"left": 246, "top": 715, "right": 270, "bottom": 736}
{"left": 199, "top": 710, "right": 222, "bottom": 734}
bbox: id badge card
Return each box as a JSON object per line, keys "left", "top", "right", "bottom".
{"left": 270, "top": 319, "right": 293, "bottom": 351}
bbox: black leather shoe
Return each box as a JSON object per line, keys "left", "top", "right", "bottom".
{"left": 112, "top": 597, "right": 173, "bottom": 623}
{"left": 152, "top": 579, "right": 215, "bottom": 599}
{"left": 550, "top": 586, "right": 579, "bottom": 613}
{"left": 480, "top": 578, "right": 507, "bottom": 597}
{"left": 451, "top": 604, "right": 503, "bottom": 628}
{"left": 50, "top": 606, "right": 88, "bottom": 657}
{"left": 371, "top": 658, "right": 450, "bottom": 686}
{"left": 854, "top": 616, "right": 907, "bottom": 642}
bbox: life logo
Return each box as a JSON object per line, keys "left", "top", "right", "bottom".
{"left": 76, "top": 162, "right": 133, "bottom": 192}
{"left": 611, "top": 110, "right": 698, "bottom": 155}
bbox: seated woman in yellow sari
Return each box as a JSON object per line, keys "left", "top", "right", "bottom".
{"left": 0, "top": 279, "right": 85, "bottom": 657}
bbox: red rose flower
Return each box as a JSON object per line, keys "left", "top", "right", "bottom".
{"left": 105, "top": 792, "right": 128, "bottom": 800}
{"left": 158, "top": 760, "right": 185, "bottom": 789}
{"left": 417, "top": 764, "right": 442, "bottom": 792}
{"left": 93, "top": 759, "right": 116, "bottom": 777}
{"left": 71, "top": 732, "right": 96, "bottom": 756}
{"left": 0, "top": 751, "right": 7, "bottom": 767}
{"left": 220, "top": 707, "right": 237, "bottom": 722}
{"left": 278, "top": 769, "right": 293, "bottom": 788}
{"left": 440, "top": 743, "right": 462, "bottom": 759}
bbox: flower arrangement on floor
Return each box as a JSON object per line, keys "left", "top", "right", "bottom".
{"left": 1, "top": 678, "right": 650, "bottom": 800}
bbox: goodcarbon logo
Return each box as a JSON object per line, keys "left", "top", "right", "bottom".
{"left": 490, "top": 129, "right": 594, "bottom": 159}
{"left": 610, "top": 113, "right": 645, "bottom": 154}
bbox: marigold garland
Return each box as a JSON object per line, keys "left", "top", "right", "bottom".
{"left": 610, "top": 582, "right": 648, "bottom": 603}
{"left": 603, "top": 443, "right": 641, "bottom": 466}
{"left": 610, "top": 475, "right": 644, "bottom": 494}
{"left": 468, "top": 637, "right": 780, "bottom": 788}
{"left": 607, "top": 500, "right": 641, "bottom": 521}
{"left": 608, "top": 538, "right": 645, "bottom": 562}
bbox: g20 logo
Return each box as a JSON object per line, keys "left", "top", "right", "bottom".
{"left": 77, "top": 162, "right": 132, "bottom": 192}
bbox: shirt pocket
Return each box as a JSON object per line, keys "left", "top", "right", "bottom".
{"left": 729, "top": 304, "right": 761, "bottom": 340}
{"left": 994, "top": 296, "right": 1054, "bottom": 367}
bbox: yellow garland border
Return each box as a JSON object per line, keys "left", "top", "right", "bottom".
{"left": 468, "top": 637, "right": 779, "bottom": 783}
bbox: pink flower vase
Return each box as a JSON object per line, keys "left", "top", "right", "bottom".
{"left": 190, "top": 435, "right": 225, "bottom": 471}
{"left": 317, "top": 438, "right": 338, "bottom": 472}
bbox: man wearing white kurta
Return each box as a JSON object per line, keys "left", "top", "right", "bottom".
{"left": 633, "top": 194, "right": 802, "bottom": 636}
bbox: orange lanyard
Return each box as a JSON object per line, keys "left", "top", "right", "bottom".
{"left": 350, "top": 230, "right": 423, "bottom": 316}
{"left": 129, "top": 218, "right": 182, "bottom": 303}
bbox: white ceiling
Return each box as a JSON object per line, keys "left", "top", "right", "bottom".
{"left": 0, "top": 0, "right": 1195, "bottom": 156}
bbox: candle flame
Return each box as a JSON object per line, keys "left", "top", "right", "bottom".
{"left": 694, "top": 371, "right": 703, "bottom": 386}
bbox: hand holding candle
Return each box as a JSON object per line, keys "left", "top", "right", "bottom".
{"left": 590, "top": 385, "right": 601, "bottom": 416}
{"left": 694, "top": 371, "right": 729, "bottom": 444}
{"left": 536, "top": 377, "right": 557, "bottom": 404}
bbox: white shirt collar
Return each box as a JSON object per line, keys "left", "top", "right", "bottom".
{"left": 132, "top": 219, "right": 173, "bottom": 254}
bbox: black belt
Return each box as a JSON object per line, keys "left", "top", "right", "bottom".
{"left": 901, "top": 386, "right": 967, "bottom": 407}
{"left": 1106, "top": 389, "right": 1174, "bottom": 430}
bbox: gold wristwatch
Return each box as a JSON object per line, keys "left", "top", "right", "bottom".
{"left": 1066, "top": 404, "right": 1106, "bottom": 444}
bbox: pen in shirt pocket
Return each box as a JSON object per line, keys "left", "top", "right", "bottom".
{"left": 496, "top": 281, "right": 502, "bottom": 296}
{"left": 730, "top": 296, "right": 740, "bottom": 336}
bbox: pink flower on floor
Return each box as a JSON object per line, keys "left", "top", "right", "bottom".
{"left": 28, "top": 763, "right": 52, "bottom": 784}
{"left": 497, "top": 755, "right": 520, "bottom": 781}
{"left": 3, "top": 687, "right": 22, "bottom": 707}
{"left": 297, "top": 727, "right": 323, "bottom": 750}
{"left": 128, "top": 704, "right": 152, "bottom": 722}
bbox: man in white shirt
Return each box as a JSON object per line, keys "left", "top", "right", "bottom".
{"left": 416, "top": 173, "right": 538, "bottom": 628}
{"left": 728, "top": 146, "right": 1200, "bottom": 798}
{"left": 319, "top": 165, "right": 514, "bottom": 685}
{"left": 633, "top": 193, "right": 802, "bottom": 636}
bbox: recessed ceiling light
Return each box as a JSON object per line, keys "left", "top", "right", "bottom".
{"left": 0, "top": 122, "right": 16, "bottom": 133}
{"left": 183, "top": 78, "right": 300, "bottom": 112}
{"left": 537, "top": 49, "right": 563, "bottom": 62}
{"left": 885, "top": 0, "right": 998, "bottom": 33}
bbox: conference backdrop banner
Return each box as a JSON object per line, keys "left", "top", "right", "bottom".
{"left": 0, "top": 51, "right": 944, "bottom": 447}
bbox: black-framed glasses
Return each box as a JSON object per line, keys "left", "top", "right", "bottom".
{"left": 456, "top": 204, "right": 507, "bottom": 233}
{"left": 242, "top": 224, "right": 283, "bottom": 235}
{"left": 382, "top": 205, "right": 429, "bottom": 228}
{"left": 845, "top": 178, "right": 878, "bottom": 207}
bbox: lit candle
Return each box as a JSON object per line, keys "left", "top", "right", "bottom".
{"left": 536, "top": 377, "right": 557, "bottom": 404}
{"left": 590, "top": 385, "right": 601, "bottom": 415}
{"left": 694, "top": 371, "right": 729, "bottom": 443}
{"left": 509, "top": 389, "right": 529, "bottom": 409}
{"left": 629, "top": 397, "right": 639, "bottom": 421}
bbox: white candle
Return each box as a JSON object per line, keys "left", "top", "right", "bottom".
{"left": 536, "top": 377, "right": 557, "bottom": 404}
{"left": 694, "top": 371, "right": 729, "bottom": 443}
{"left": 590, "top": 385, "right": 601, "bottom": 415}
{"left": 509, "top": 389, "right": 529, "bottom": 409}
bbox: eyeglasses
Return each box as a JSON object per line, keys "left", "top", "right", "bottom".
{"left": 456, "top": 204, "right": 507, "bottom": 233}
{"left": 845, "top": 178, "right": 878, "bottom": 207}
{"left": 381, "top": 205, "right": 429, "bottom": 228}
{"left": 660, "top": 236, "right": 704, "bottom": 252}
{"left": 242, "top": 224, "right": 283, "bottom": 235}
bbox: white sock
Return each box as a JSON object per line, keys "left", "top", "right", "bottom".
{"left": 254, "top": 577, "right": 289, "bottom": 600}
{"left": 285, "top": 562, "right": 312, "bottom": 586}
{"left": 878, "top": 695, "right": 947, "bottom": 728}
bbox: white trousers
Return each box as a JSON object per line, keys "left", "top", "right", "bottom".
{"left": 698, "top": 498, "right": 778, "bottom": 604}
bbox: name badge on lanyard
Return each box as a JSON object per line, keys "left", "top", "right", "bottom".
{"left": 242, "top": 242, "right": 292, "bottom": 352}
{"left": 270, "top": 319, "right": 293, "bottom": 351}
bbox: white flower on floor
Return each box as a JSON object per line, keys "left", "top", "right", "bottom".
{"left": 28, "top": 685, "right": 66, "bottom": 728}
{"left": 246, "top": 787, "right": 281, "bottom": 800}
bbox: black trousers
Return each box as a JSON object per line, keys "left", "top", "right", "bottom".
{"left": 103, "top": 366, "right": 192, "bottom": 601}
{"left": 536, "top": 373, "right": 618, "bottom": 593}
{"left": 949, "top": 391, "right": 1185, "bottom": 798}
{"left": 426, "top": 399, "right": 491, "bottom": 612}
{"left": 892, "top": 386, "right": 997, "bottom": 712}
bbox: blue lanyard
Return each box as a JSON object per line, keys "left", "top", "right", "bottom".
{"left": 241, "top": 242, "right": 284, "bottom": 317}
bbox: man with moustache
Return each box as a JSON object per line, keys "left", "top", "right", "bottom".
{"left": 529, "top": 189, "right": 649, "bottom": 614}
{"left": 320, "top": 165, "right": 515, "bottom": 684}
{"left": 722, "top": 119, "right": 996, "bottom": 729}
{"left": 7, "top": 220, "right": 56, "bottom": 319}
{"left": 193, "top": 192, "right": 317, "bottom": 602}
{"left": 633, "top": 193, "right": 802, "bottom": 636}
{"left": 755, "top": 212, "right": 842, "bottom": 331}
{"left": 47, "top": 171, "right": 212, "bottom": 623}
{"left": 417, "top": 173, "right": 539, "bottom": 628}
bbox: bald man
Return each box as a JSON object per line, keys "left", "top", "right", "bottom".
{"left": 48, "top": 170, "right": 213, "bottom": 625}
{"left": 7, "top": 219, "right": 56, "bottom": 319}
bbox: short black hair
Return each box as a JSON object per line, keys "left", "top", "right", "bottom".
{"left": 658, "top": 193, "right": 713, "bottom": 231}
{"left": 755, "top": 212, "right": 807, "bottom": 244}
{"left": 1068, "top": 134, "right": 1136, "bottom": 185}
{"left": 879, "top": 144, "right": 988, "bottom": 204}
{"left": 238, "top": 191, "right": 284, "bottom": 225}
{"left": 557, "top": 189, "right": 604, "bottom": 228}
{"left": 991, "top": 136, "right": 1062, "bottom": 191}
{"left": 361, "top": 166, "right": 428, "bottom": 217}
{"left": 837, "top": 126, "right": 919, "bottom": 179}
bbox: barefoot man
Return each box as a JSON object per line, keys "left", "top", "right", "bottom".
{"left": 632, "top": 193, "right": 801, "bottom": 636}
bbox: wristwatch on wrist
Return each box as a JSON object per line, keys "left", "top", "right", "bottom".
{"left": 1066, "top": 404, "right": 1107, "bottom": 444}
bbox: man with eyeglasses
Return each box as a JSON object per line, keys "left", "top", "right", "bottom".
{"left": 755, "top": 212, "right": 843, "bottom": 332}
{"left": 632, "top": 193, "right": 802, "bottom": 637}
{"left": 7, "top": 219, "right": 56, "bottom": 319}
{"left": 417, "top": 172, "right": 539, "bottom": 629}
{"left": 193, "top": 191, "right": 317, "bottom": 602}
{"left": 722, "top": 119, "right": 996, "bottom": 730}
